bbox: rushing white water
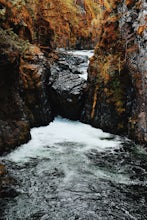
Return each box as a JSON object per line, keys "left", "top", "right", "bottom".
{"left": 7, "top": 116, "right": 141, "bottom": 190}
{"left": 2, "top": 117, "right": 147, "bottom": 220}
{"left": 5, "top": 117, "right": 121, "bottom": 164}
{"left": 67, "top": 50, "right": 94, "bottom": 58}
{"left": 67, "top": 50, "right": 94, "bottom": 80}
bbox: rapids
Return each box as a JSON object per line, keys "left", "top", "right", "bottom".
{"left": 0, "top": 117, "right": 147, "bottom": 220}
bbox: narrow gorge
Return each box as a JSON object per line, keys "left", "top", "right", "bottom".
{"left": 0, "top": 0, "right": 147, "bottom": 219}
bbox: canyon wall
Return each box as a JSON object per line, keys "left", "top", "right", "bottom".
{"left": 0, "top": 29, "right": 53, "bottom": 154}
{"left": 0, "top": 0, "right": 102, "bottom": 49}
{"left": 81, "top": 0, "right": 147, "bottom": 145}
{"left": 0, "top": 40, "right": 30, "bottom": 154}
{"left": 0, "top": 0, "right": 102, "bottom": 153}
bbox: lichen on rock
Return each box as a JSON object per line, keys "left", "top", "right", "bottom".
{"left": 81, "top": 0, "right": 147, "bottom": 145}
{"left": 0, "top": 28, "right": 53, "bottom": 154}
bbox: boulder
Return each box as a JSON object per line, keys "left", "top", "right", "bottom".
{"left": 49, "top": 72, "right": 87, "bottom": 120}
{"left": 50, "top": 51, "right": 88, "bottom": 75}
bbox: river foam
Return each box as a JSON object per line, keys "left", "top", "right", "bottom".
{"left": 67, "top": 50, "right": 94, "bottom": 80}
{"left": 5, "top": 117, "right": 121, "bottom": 164}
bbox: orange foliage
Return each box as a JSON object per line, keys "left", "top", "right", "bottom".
{"left": 137, "top": 25, "right": 147, "bottom": 35}
{"left": 0, "top": 0, "right": 124, "bottom": 49}
{"left": 89, "top": 0, "right": 127, "bottom": 117}
{"left": 91, "top": 85, "right": 99, "bottom": 119}
{"left": 126, "top": 0, "right": 134, "bottom": 6}
{"left": 41, "top": 0, "right": 100, "bottom": 47}
{"left": 0, "top": 0, "right": 34, "bottom": 41}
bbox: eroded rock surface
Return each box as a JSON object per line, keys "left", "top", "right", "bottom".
{"left": 49, "top": 53, "right": 87, "bottom": 119}
{"left": 0, "top": 35, "right": 53, "bottom": 154}
{"left": 81, "top": 0, "right": 147, "bottom": 145}
{"left": 0, "top": 49, "right": 31, "bottom": 154}
{"left": 49, "top": 73, "right": 86, "bottom": 120}
{"left": 19, "top": 45, "right": 53, "bottom": 127}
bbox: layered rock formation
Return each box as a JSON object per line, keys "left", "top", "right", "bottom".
{"left": 81, "top": 0, "right": 147, "bottom": 145}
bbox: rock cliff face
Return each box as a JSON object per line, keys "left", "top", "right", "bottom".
{"left": 0, "top": 0, "right": 54, "bottom": 51}
{"left": 0, "top": 30, "right": 53, "bottom": 154}
{"left": 81, "top": 0, "right": 147, "bottom": 145}
{"left": 41, "top": 0, "right": 100, "bottom": 48}
{"left": 0, "top": 0, "right": 103, "bottom": 49}
{"left": 19, "top": 45, "right": 53, "bottom": 127}
{"left": 0, "top": 44, "right": 30, "bottom": 154}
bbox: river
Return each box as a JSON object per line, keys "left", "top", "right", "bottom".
{"left": 0, "top": 51, "right": 147, "bottom": 220}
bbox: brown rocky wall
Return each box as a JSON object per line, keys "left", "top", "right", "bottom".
{"left": 81, "top": 0, "right": 147, "bottom": 145}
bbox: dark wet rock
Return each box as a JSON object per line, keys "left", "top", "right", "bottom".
{"left": 19, "top": 46, "right": 53, "bottom": 127}
{"left": 0, "top": 50, "right": 31, "bottom": 154}
{"left": 0, "top": 163, "right": 6, "bottom": 176}
{"left": 81, "top": 1, "right": 147, "bottom": 145}
{"left": 0, "top": 120, "right": 31, "bottom": 154}
{"left": 0, "top": 44, "right": 53, "bottom": 155}
{"left": 49, "top": 72, "right": 87, "bottom": 120}
{"left": 50, "top": 51, "right": 88, "bottom": 75}
{"left": 49, "top": 51, "right": 87, "bottom": 120}
{"left": 0, "top": 163, "right": 18, "bottom": 198}
{"left": 0, "top": 7, "right": 54, "bottom": 154}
